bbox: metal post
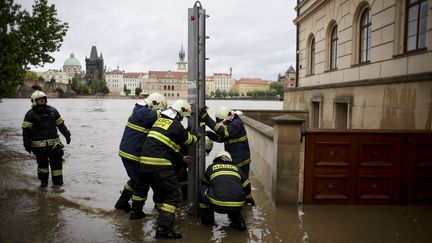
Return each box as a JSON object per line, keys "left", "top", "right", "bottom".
{"left": 187, "top": 1, "right": 207, "bottom": 215}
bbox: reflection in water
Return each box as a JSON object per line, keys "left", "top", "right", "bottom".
{"left": 1, "top": 99, "right": 432, "bottom": 242}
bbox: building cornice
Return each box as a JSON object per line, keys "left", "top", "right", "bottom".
{"left": 285, "top": 72, "right": 432, "bottom": 92}
{"left": 293, "top": 0, "right": 327, "bottom": 24}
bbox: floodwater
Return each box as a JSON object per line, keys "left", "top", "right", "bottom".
{"left": 0, "top": 98, "right": 431, "bottom": 243}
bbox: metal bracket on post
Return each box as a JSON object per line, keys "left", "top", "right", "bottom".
{"left": 187, "top": 1, "right": 207, "bottom": 215}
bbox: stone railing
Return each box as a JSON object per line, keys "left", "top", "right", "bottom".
{"left": 243, "top": 114, "right": 305, "bottom": 206}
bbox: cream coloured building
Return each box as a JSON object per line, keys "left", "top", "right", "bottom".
{"left": 145, "top": 71, "right": 188, "bottom": 99}
{"left": 205, "top": 76, "right": 215, "bottom": 96}
{"left": 214, "top": 72, "right": 235, "bottom": 92}
{"left": 235, "top": 78, "right": 270, "bottom": 96}
{"left": 40, "top": 70, "right": 70, "bottom": 84}
{"left": 105, "top": 68, "right": 124, "bottom": 96}
{"left": 123, "top": 72, "right": 147, "bottom": 96}
{"left": 286, "top": 0, "right": 432, "bottom": 129}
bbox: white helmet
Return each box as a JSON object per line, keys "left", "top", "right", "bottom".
{"left": 214, "top": 150, "right": 232, "bottom": 162}
{"left": 215, "top": 106, "right": 234, "bottom": 122}
{"left": 145, "top": 92, "right": 167, "bottom": 110}
{"left": 205, "top": 136, "right": 214, "bottom": 153}
{"left": 31, "top": 90, "right": 47, "bottom": 106}
{"left": 170, "top": 99, "right": 192, "bottom": 118}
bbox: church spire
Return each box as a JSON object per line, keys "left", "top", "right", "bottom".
{"left": 179, "top": 44, "right": 185, "bottom": 62}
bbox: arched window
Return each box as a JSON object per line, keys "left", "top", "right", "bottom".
{"left": 172, "top": 85, "right": 174, "bottom": 90}
{"left": 164, "top": 85, "right": 166, "bottom": 90}
{"left": 330, "top": 25, "right": 338, "bottom": 69}
{"left": 360, "top": 8, "right": 371, "bottom": 63}
{"left": 406, "top": 0, "right": 429, "bottom": 51}
{"left": 168, "top": 85, "right": 171, "bottom": 90}
{"left": 310, "top": 37, "right": 315, "bottom": 75}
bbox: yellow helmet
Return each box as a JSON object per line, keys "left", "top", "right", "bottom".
{"left": 214, "top": 150, "right": 232, "bottom": 162}
{"left": 215, "top": 106, "right": 234, "bottom": 122}
{"left": 170, "top": 99, "right": 192, "bottom": 118}
{"left": 145, "top": 92, "right": 167, "bottom": 110}
{"left": 30, "top": 90, "right": 47, "bottom": 107}
{"left": 205, "top": 137, "right": 214, "bottom": 153}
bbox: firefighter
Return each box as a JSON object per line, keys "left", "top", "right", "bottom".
{"left": 199, "top": 150, "right": 251, "bottom": 231}
{"left": 205, "top": 136, "right": 214, "bottom": 155}
{"left": 140, "top": 99, "right": 200, "bottom": 239}
{"left": 199, "top": 106, "right": 255, "bottom": 205}
{"left": 22, "top": 91, "right": 71, "bottom": 187}
{"left": 115, "top": 93, "right": 167, "bottom": 220}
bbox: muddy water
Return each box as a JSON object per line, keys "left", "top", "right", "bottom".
{"left": 1, "top": 98, "right": 431, "bottom": 243}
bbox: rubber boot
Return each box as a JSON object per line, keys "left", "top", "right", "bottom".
{"left": 40, "top": 179, "right": 48, "bottom": 187}
{"left": 229, "top": 212, "right": 247, "bottom": 231}
{"left": 52, "top": 175, "right": 63, "bottom": 186}
{"left": 114, "top": 189, "right": 132, "bottom": 212}
{"left": 199, "top": 207, "right": 215, "bottom": 226}
{"left": 155, "top": 226, "right": 182, "bottom": 239}
{"left": 129, "top": 200, "right": 146, "bottom": 220}
{"left": 245, "top": 197, "right": 256, "bottom": 206}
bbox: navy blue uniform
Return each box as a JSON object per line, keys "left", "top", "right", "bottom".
{"left": 199, "top": 159, "right": 251, "bottom": 227}
{"left": 140, "top": 113, "right": 198, "bottom": 230}
{"left": 118, "top": 104, "right": 160, "bottom": 202}
{"left": 22, "top": 105, "right": 71, "bottom": 185}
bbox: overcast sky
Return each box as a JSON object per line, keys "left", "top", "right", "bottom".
{"left": 18, "top": 0, "right": 297, "bottom": 80}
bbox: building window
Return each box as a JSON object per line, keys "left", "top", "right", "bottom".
{"left": 164, "top": 85, "right": 167, "bottom": 90}
{"left": 333, "top": 97, "right": 352, "bottom": 129}
{"left": 309, "top": 37, "right": 315, "bottom": 75}
{"left": 406, "top": 0, "right": 429, "bottom": 51}
{"left": 360, "top": 8, "right": 371, "bottom": 63}
{"left": 310, "top": 96, "right": 322, "bottom": 128}
{"left": 330, "top": 25, "right": 338, "bottom": 69}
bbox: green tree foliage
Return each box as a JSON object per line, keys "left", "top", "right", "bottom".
{"left": 71, "top": 78, "right": 89, "bottom": 95}
{"left": 123, "top": 84, "right": 131, "bottom": 96}
{"left": 135, "top": 87, "right": 142, "bottom": 97}
{"left": 89, "top": 80, "right": 109, "bottom": 96}
{"left": 0, "top": 0, "right": 68, "bottom": 98}
{"left": 228, "top": 89, "right": 239, "bottom": 97}
{"left": 269, "top": 81, "right": 284, "bottom": 96}
{"left": 214, "top": 88, "right": 222, "bottom": 97}
{"left": 25, "top": 71, "right": 38, "bottom": 81}
{"left": 210, "top": 91, "right": 215, "bottom": 97}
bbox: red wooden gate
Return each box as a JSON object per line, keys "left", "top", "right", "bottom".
{"left": 304, "top": 130, "right": 432, "bottom": 204}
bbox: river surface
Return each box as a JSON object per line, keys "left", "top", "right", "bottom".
{"left": 0, "top": 98, "right": 431, "bottom": 243}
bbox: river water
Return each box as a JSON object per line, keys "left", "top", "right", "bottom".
{"left": 0, "top": 98, "right": 431, "bottom": 243}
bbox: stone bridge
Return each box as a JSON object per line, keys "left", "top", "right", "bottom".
{"left": 17, "top": 80, "right": 75, "bottom": 98}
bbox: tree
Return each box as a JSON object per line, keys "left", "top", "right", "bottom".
{"left": 89, "top": 80, "right": 109, "bottom": 96}
{"left": 215, "top": 88, "right": 222, "bottom": 97}
{"left": 25, "top": 71, "right": 38, "bottom": 81}
{"left": 269, "top": 81, "right": 284, "bottom": 96}
{"left": 221, "top": 90, "right": 228, "bottom": 98}
{"left": 123, "top": 84, "right": 131, "bottom": 96}
{"left": 0, "top": 0, "right": 68, "bottom": 98}
{"left": 210, "top": 91, "right": 215, "bottom": 97}
{"left": 135, "top": 87, "right": 142, "bottom": 97}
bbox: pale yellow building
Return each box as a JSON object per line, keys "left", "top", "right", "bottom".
{"left": 205, "top": 76, "right": 215, "bottom": 96}
{"left": 146, "top": 71, "right": 188, "bottom": 99}
{"left": 286, "top": 0, "right": 432, "bottom": 129}
{"left": 235, "top": 78, "right": 270, "bottom": 96}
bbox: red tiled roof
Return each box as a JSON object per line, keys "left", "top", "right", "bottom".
{"left": 124, "top": 72, "right": 144, "bottom": 79}
{"left": 149, "top": 71, "right": 187, "bottom": 79}
{"left": 236, "top": 78, "right": 269, "bottom": 85}
{"left": 214, "top": 73, "right": 230, "bottom": 76}
{"left": 107, "top": 69, "right": 124, "bottom": 75}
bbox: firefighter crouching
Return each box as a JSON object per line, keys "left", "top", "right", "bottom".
{"left": 22, "top": 91, "right": 71, "bottom": 187}
{"left": 199, "top": 106, "right": 255, "bottom": 205}
{"left": 139, "top": 99, "right": 200, "bottom": 239}
{"left": 200, "top": 150, "right": 251, "bottom": 231}
{"left": 115, "top": 93, "right": 167, "bottom": 220}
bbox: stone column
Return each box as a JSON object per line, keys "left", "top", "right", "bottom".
{"left": 271, "top": 114, "right": 305, "bottom": 205}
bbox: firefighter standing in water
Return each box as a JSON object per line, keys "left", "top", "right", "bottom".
{"left": 200, "top": 150, "right": 251, "bottom": 230}
{"left": 199, "top": 106, "right": 255, "bottom": 205}
{"left": 22, "top": 91, "right": 71, "bottom": 187}
{"left": 140, "top": 99, "right": 200, "bottom": 239}
{"left": 114, "top": 93, "right": 167, "bottom": 220}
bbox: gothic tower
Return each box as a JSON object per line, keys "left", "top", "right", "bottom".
{"left": 85, "top": 45, "right": 104, "bottom": 83}
{"left": 176, "top": 44, "right": 187, "bottom": 72}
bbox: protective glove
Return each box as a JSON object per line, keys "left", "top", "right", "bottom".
{"left": 24, "top": 145, "right": 32, "bottom": 154}
{"left": 199, "top": 107, "right": 209, "bottom": 122}
{"left": 189, "top": 128, "right": 202, "bottom": 140}
{"left": 66, "top": 136, "right": 71, "bottom": 144}
{"left": 205, "top": 130, "right": 218, "bottom": 141}
{"left": 183, "top": 155, "right": 193, "bottom": 164}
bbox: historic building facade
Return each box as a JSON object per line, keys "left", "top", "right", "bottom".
{"left": 146, "top": 71, "right": 188, "bottom": 99}
{"left": 105, "top": 68, "right": 125, "bottom": 96}
{"left": 287, "top": 0, "right": 432, "bottom": 129}
{"left": 63, "top": 53, "right": 82, "bottom": 77}
{"left": 39, "top": 70, "right": 70, "bottom": 84}
{"left": 278, "top": 65, "right": 296, "bottom": 89}
{"left": 85, "top": 45, "right": 104, "bottom": 83}
{"left": 235, "top": 78, "right": 270, "bottom": 96}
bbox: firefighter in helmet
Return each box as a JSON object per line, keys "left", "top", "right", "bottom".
{"left": 199, "top": 150, "right": 251, "bottom": 230}
{"left": 140, "top": 99, "right": 200, "bottom": 239}
{"left": 199, "top": 106, "right": 255, "bottom": 205}
{"left": 22, "top": 91, "right": 71, "bottom": 187}
{"left": 115, "top": 93, "right": 167, "bottom": 220}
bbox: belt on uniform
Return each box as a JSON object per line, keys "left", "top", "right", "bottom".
{"left": 31, "top": 138, "right": 62, "bottom": 148}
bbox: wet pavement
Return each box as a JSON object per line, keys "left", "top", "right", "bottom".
{"left": 0, "top": 98, "right": 431, "bottom": 242}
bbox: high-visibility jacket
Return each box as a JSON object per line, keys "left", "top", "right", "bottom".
{"left": 205, "top": 114, "right": 251, "bottom": 168}
{"left": 118, "top": 104, "right": 160, "bottom": 162}
{"left": 201, "top": 160, "right": 251, "bottom": 209}
{"left": 22, "top": 106, "right": 70, "bottom": 148}
{"left": 140, "top": 114, "right": 198, "bottom": 171}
